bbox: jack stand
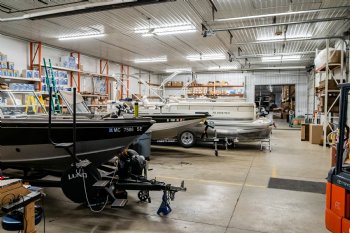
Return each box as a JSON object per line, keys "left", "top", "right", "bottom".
{"left": 213, "top": 130, "right": 219, "bottom": 156}
{"left": 157, "top": 191, "right": 172, "bottom": 216}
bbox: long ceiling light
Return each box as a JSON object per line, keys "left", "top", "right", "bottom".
{"left": 134, "top": 56, "right": 167, "bottom": 63}
{"left": 208, "top": 66, "right": 238, "bottom": 71}
{"left": 165, "top": 68, "right": 192, "bottom": 73}
{"left": 186, "top": 54, "right": 226, "bottom": 61}
{"left": 261, "top": 55, "right": 301, "bottom": 62}
{"left": 135, "top": 24, "right": 196, "bottom": 37}
{"left": 58, "top": 33, "right": 105, "bottom": 41}
{"left": 257, "top": 34, "right": 312, "bottom": 41}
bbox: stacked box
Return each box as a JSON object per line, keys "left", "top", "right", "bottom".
{"left": 13, "top": 70, "right": 19, "bottom": 77}
{"left": 0, "top": 69, "right": 10, "bottom": 76}
{"left": 0, "top": 61, "right": 7, "bottom": 69}
{"left": 60, "top": 56, "right": 78, "bottom": 69}
{"left": 7, "top": 62, "right": 14, "bottom": 70}
{"left": 0, "top": 52, "right": 7, "bottom": 62}
{"left": 33, "top": 70, "right": 39, "bottom": 79}
{"left": 22, "top": 70, "right": 34, "bottom": 78}
{"left": 41, "top": 69, "right": 69, "bottom": 92}
{"left": 9, "top": 83, "right": 35, "bottom": 91}
{"left": 7, "top": 70, "right": 13, "bottom": 77}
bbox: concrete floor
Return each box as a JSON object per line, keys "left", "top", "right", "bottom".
{"left": 30, "top": 125, "right": 330, "bottom": 233}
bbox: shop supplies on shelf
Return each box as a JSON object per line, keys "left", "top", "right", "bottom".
{"left": 60, "top": 56, "right": 78, "bottom": 69}
{"left": 22, "top": 70, "right": 39, "bottom": 79}
{"left": 0, "top": 52, "right": 7, "bottom": 62}
{"left": 0, "top": 61, "right": 7, "bottom": 69}
{"left": 6, "top": 62, "right": 14, "bottom": 70}
{"left": 9, "top": 83, "right": 35, "bottom": 91}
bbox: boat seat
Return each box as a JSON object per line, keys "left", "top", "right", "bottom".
{"left": 55, "top": 143, "right": 74, "bottom": 149}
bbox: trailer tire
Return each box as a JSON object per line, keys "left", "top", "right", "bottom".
{"left": 178, "top": 131, "right": 196, "bottom": 148}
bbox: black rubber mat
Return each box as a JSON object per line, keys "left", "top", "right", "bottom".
{"left": 268, "top": 177, "right": 326, "bottom": 194}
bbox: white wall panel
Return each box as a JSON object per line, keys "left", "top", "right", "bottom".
{"left": 0, "top": 35, "right": 28, "bottom": 72}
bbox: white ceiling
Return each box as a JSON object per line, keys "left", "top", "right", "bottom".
{"left": 0, "top": 0, "right": 349, "bottom": 73}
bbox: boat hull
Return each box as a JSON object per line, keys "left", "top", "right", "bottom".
{"left": 0, "top": 118, "right": 153, "bottom": 171}
{"left": 192, "top": 121, "right": 272, "bottom": 141}
{"left": 140, "top": 114, "right": 206, "bottom": 140}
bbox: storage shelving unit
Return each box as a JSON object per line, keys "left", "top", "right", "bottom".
{"left": 0, "top": 76, "right": 40, "bottom": 83}
{"left": 26, "top": 41, "right": 117, "bottom": 113}
{"left": 165, "top": 82, "right": 245, "bottom": 98}
{"left": 30, "top": 41, "right": 112, "bottom": 95}
{"left": 311, "top": 39, "right": 347, "bottom": 147}
{"left": 119, "top": 64, "right": 130, "bottom": 99}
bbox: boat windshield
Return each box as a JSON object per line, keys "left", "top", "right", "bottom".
{"left": 59, "top": 90, "right": 92, "bottom": 115}
{"left": 0, "top": 90, "right": 47, "bottom": 118}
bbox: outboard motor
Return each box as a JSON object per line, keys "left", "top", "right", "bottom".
{"left": 118, "top": 151, "right": 146, "bottom": 179}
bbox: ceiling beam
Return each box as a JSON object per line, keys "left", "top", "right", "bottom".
{"left": 0, "top": 0, "right": 176, "bottom": 21}
{"left": 231, "top": 36, "right": 345, "bottom": 46}
{"left": 208, "top": 17, "right": 350, "bottom": 32}
{"left": 237, "top": 51, "right": 315, "bottom": 59}
{"left": 213, "top": 6, "right": 350, "bottom": 22}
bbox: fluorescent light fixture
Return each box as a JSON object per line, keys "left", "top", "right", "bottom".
{"left": 257, "top": 34, "right": 312, "bottom": 41}
{"left": 208, "top": 66, "right": 238, "bottom": 71}
{"left": 262, "top": 55, "right": 301, "bottom": 62}
{"left": 253, "top": 66, "right": 306, "bottom": 70}
{"left": 142, "top": 33, "right": 155, "bottom": 37}
{"left": 165, "top": 68, "right": 192, "bottom": 73}
{"left": 135, "top": 24, "right": 196, "bottom": 36}
{"left": 58, "top": 33, "right": 105, "bottom": 41}
{"left": 155, "top": 29, "right": 196, "bottom": 36}
{"left": 186, "top": 53, "right": 226, "bottom": 61}
{"left": 134, "top": 56, "right": 167, "bottom": 63}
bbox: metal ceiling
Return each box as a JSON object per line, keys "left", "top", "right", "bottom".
{"left": 0, "top": 0, "right": 349, "bottom": 73}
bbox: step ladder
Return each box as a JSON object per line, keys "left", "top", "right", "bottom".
{"left": 25, "top": 95, "right": 36, "bottom": 113}
{"left": 43, "top": 58, "right": 61, "bottom": 114}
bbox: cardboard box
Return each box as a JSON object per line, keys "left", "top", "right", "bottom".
{"left": 22, "top": 70, "right": 33, "bottom": 78}
{"left": 0, "top": 54, "right": 7, "bottom": 62}
{"left": 319, "top": 80, "right": 345, "bottom": 90}
{"left": 301, "top": 124, "right": 310, "bottom": 141}
{"left": 0, "top": 61, "right": 7, "bottom": 69}
{"left": 6, "top": 62, "right": 14, "bottom": 70}
{"left": 172, "top": 81, "right": 183, "bottom": 87}
{"left": 309, "top": 124, "right": 323, "bottom": 144}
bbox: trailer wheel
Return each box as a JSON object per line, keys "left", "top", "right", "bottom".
{"left": 178, "top": 131, "right": 196, "bottom": 148}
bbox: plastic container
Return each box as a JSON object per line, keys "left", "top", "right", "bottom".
{"left": 131, "top": 131, "right": 151, "bottom": 159}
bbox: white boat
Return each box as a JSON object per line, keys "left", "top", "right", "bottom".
{"left": 140, "top": 99, "right": 272, "bottom": 147}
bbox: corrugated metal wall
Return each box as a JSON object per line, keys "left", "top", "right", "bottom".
{"left": 245, "top": 72, "right": 308, "bottom": 116}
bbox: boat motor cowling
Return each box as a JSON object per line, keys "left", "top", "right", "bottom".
{"left": 118, "top": 152, "right": 147, "bottom": 179}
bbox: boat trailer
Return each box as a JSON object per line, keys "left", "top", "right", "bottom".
{"left": 47, "top": 87, "right": 186, "bottom": 215}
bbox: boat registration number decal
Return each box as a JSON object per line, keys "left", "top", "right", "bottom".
{"left": 109, "top": 126, "right": 143, "bottom": 133}
{"left": 212, "top": 111, "right": 230, "bottom": 115}
{"left": 167, "top": 118, "right": 184, "bottom": 122}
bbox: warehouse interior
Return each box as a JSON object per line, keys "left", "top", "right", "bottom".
{"left": 0, "top": 0, "right": 350, "bottom": 233}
